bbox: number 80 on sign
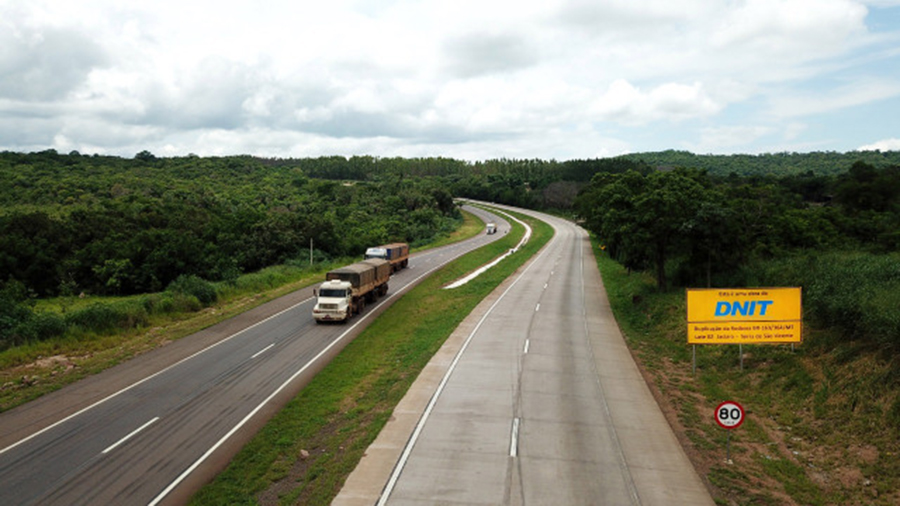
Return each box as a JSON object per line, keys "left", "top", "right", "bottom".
{"left": 715, "top": 401, "right": 745, "bottom": 430}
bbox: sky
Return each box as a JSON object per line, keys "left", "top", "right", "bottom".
{"left": 2, "top": 0, "right": 899, "bottom": 161}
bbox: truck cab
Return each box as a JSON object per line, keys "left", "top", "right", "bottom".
{"left": 364, "top": 247, "right": 387, "bottom": 260}
{"left": 312, "top": 280, "right": 353, "bottom": 322}
{"left": 486, "top": 223, "right": 497, "bottom": 234}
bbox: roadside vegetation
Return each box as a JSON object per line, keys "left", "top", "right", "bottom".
{"left": 594, "top": 247, "right": 900, "bottom": 505}
{"left": 573, "top": 159, "right": 900, "bottom": 504}
{"left": 0, "top": 257, "right": 348, "bottom": 410}
{"left": 0, "top": 211, "right": 482, "bottom": 412}
{"left": 2, "top": 149, "right": 898, "bottom": 503}
{"left": 190, "top": 210, "right": 553, "bottom": 505}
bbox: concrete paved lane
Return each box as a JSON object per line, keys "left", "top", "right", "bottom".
{"left": 0, "top": 206, "right": 508, "bottom": 506}
{"left": 335, "top": 207, "right": 713, "bottom": 506}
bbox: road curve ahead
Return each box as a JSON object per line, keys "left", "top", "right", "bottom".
{"left": 0, "top": 205, "right": 508, "bottom": 506}
{"left": 336, "top": 206, "right": 714, "bottom": 506}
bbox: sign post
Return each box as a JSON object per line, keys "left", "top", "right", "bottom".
{"left": 687, "top": 287, "right": 802, "bottom": 372}
{"left": 715, "top": 400, "right": 745, "bottom": 463}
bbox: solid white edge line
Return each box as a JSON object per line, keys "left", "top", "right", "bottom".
{"left": 0, "top": 296, "right": 315, "bottom": 457}
{"left": 251, "top": 343, "right": 275, "bottom": 359}
{"left": 376, "top": 218, "right": 554, "bottom": 506}
{"left": 149, "top": 242, "right": 480, "bottom": 506}
{"left": 443, "top": 206, "right": 532, "bottom": 289}
{"left": 510, "top": 417, "right": 521, "bottom": 458}
{"left": 3, "top": 206, "right": 488, "bottom": 501}
{"left": 102, "top": 417, "right": 159, "bottom": 455}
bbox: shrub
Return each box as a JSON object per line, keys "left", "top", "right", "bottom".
{"left": 756, "top": 251, "right": 900, "bottom": 350}
{"left": 167, "top": 275, "right": 217, "bottom": 306}
{"left": 171, "top": 293, "right": 202, "bottom": 313}
{"left": 0, "top": 301, "right": 34, "bottom": 350}
{"left": 65, "top": 303, "right": 149, "bottom": 333}
{"left": 17, "top": 312, "right": 66, "bottom": 341}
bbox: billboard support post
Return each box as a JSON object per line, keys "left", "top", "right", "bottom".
{"left": 687, "top": 287, "right": 802, "bottom": 374}
{"left": 692, "top": 345, "right": 696, "bottom": 376}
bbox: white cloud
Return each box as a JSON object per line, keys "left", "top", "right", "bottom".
{"left": 441, "top": 32, "right": 538, "bottom": 78}
{"left": 783, "top": 123, "right": 808, "bottom": 141}
{"left": 591, "top": 80, "right": 721, "bottom": 124}
{"left": 692, "top": 126, "right": 776, "bottom": 153}
{"left": 858, "top": 138, "right": 900, "bottom": 151}
{"left": 0, "top": 17, "right": 108, "bottom": 101}
{"left": 768, "top": 79, "right": 900, "bottom": 118}
{"left": 711, "top": 0, "right": 868, "bottom": 56}
{"left": 0, "top": 0, "right": 897, "bottom": 158}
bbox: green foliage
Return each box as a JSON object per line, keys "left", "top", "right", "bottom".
{"left": 134, "top": 150, "right": 156, "bottom": 162}
{"left": 167, "top": 275, "right": 218, "bottom": 306}
{"left": 575, "top": 168, "right": 714, "bottom": 290}
{"left": 576, "top": 160, "right": 900, "bottom": 289}
{"left": 0, "top": 282, "right": 39, "bottom": 350}
{"left": 64, "top": 302, "right": 149, "bottom": 334}
{"left": 888, "top": 397, "right": 900, "bottom": 430}
{"left": 2, "top": 148, "right": 899, "bottom": 355}
{"left": 17, "top": 311, "right": 67, "bottom": 343}
{"left": 834, "top": 161, "right": 900, "bottom": 213}
{"left": 191, "top": 211, "right": 552, "bottom": 505}
{"left": 574, "top": 158, "right": 900, "bottom": 361}
{"left": 753, "top": 252, "right": 900, "bottom": 350}
{"left": 618, "top": 149, "right": 900, "bottom": 177}
{"left": 0, "top": 152, "right": 463, "bottom": 298}
{"left": 757, "top": 454, "right": 827, "bottom": 505}
{"left": 594, "top": 247, "right": 899, "bottom": 506}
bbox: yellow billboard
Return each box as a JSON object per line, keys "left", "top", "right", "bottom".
{"left": 687, "top": 287, "right": 802, "bottom": 344}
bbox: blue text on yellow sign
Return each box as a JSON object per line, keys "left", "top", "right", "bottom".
{"left": 687, "top": 287, "right": 802, "bottom": 344}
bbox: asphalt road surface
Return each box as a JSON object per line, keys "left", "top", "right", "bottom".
{"left": 335, "top": 206, "right": 714, "bottom": 506}
{"left": 0, "top": 205, "right": 508, "bottom": 506}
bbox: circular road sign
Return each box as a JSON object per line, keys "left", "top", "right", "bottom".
{"left": 715, "top": 401, "right": 745, "bottom": 430}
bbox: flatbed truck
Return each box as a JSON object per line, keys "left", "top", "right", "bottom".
{"left": 312, "top": 258, "right": 391, "bottom": 323}
{"left": 364, "top": 243, "right": 409, "bottom": 272}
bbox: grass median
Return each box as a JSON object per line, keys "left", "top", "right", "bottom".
{"left": 189, "top": 210, "right": 553, "bottom": 505}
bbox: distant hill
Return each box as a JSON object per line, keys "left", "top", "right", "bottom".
{"left": 616, "top": 149, "right": 900, "bottom": 177}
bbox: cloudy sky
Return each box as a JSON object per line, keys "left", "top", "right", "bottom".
{"left": 2, "top": 0, "right": 899, "bottom": 160}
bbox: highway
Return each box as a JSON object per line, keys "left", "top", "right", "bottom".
{"left": 335, "top": 206, "right": 714, "bottom": 505}
{"left": 0, "top": 206, "right": 508, "bottom": 506}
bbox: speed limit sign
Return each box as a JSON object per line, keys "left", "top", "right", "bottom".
{"left": 715, "top": 401, "right": 745, "bottom": 429}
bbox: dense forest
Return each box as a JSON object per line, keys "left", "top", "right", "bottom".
{"left": 0, "top": 150, "right": 459, "bottom": 298}
{"left": 574, "top": 160, "right": 900, "bottom": 289}
{"left": 572, "top": 159, "right": 900, "bottom": 354}
{"left": 1, "top": 148, "right": 898, "bottom": 352}
{"left": 618, "top": 149, "right": 900, "bottom": 176}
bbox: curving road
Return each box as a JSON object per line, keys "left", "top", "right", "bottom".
{"left": 336, "top": 205, "right": 714, "bottom": 505}
{"left": 0, "top": 206, "right": 509, "bottom": 506}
